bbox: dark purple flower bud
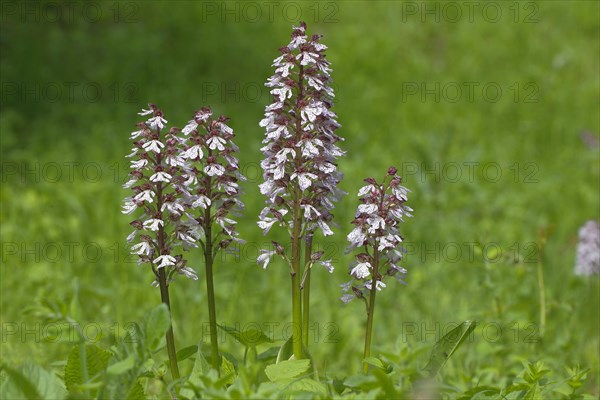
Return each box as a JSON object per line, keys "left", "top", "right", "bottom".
{"left": 311, "top": 251, "right": 325, "bottom": 261}
{"left": 272, "top": 241, "right": 285, "bottom": 255}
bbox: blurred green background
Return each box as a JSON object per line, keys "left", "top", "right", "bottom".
{"left": 1, "top": 0, "right": 599, "bottom": 394}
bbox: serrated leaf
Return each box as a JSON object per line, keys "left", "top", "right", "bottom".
{"left": 176, "top": 345, "right": 198, "bottom": 362}
{"left": 265, "top": 359, "right": 311, "bottom": 382}
{"left": 125, "top": 380, "right": 146, "bottom": 400}
{"left": 220, "top": 356, "right": 236, "bottom": 385}
{"left": 424, "top": 320, "right": 476, "bottom": 377}
{"left": 107, "top": 355, "right": 135, "bottom": 375}
{"left": 144, "top": 304, "right": 171, "bottom": 352}
{"left": 188, "top": 343, "right": 210, "bottom": 388}
{"left": 217, "top": 324, "right": 273, "bottom": 347}
{"left": 64, "top": 344, "right": 111, "bottom": 396}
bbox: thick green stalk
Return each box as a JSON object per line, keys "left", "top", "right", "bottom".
{"left": 363, "top": 248, "right": 379, "bottom": 373}
{"left": 291, "top": 196, "right": 303, "bottom": 359}
{"left": 158, "top": 268, "right": 180, "bottom": 380}
{"left": 302, "top": 234, "right": 313, "bottom": 346}
{"left": 202, "top": 165, "right": 220, "bottom": 371}
{"left": 204, "top": 206, "right": 220, "bottom": 371}
{"left": 289, "top": 63, "right": 305, "bottom": 359}
{"left": 155, "top": 163, "right": 180, "bottom": 381}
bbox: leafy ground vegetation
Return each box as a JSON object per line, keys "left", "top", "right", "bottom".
{"left": 1, "top": 1, "right": 598, "bottom": 399}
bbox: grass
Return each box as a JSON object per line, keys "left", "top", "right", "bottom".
{"left": 1, "top": 0, "right": 599, "bottom": 396}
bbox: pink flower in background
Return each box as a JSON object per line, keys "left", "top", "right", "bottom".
{"left": 574, "top": 220, "right": 600, "bottom": 276}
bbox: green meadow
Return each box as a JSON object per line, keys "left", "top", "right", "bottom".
{"left": 1, "top": 1, "right": 598, "bottom": 398}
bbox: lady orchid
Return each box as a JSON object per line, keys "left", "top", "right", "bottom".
{"left": 342, "top": 166, "right": 413, "bottom": 372}
{"left": 257, "top": 21, "right": 344, "bottom": 358}
{"left": 122, "top": 103, "right": 199, "bottom": 379}
{"left": 179, "top": 106, "right": 246, "bottom": 370}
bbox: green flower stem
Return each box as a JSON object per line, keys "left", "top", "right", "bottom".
{"left": 156, "top": 168, "right": 180, "bottom": 381}
{"left": 157, "top": 268, "right": 180, "bottom": 380}
{"left": 302, "top": 234, "right": 313, "bottom": 347}
{"left": 204, "top": 205, "right": 220, "bottom": 372}
{"left": 289, "top": 62, "right": 305, "bottom": 359}
{"left": 201, "top": 168, "right": 220, "bottom": 372}
{"left": 291, "top": 193, "right": 303, "bottom": 359}
{"left": 363, "top": 247, "right": 379, "bottom": 373}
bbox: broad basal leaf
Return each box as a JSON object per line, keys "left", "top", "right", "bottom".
{"left": 144, "top": 304, "right": 171, "bottom": 352}
{"left": 1, "top": 363, "right": 67, "bottom": 400}
{"left": 424, "top": 320, "right": 476, "bottom": 377}
{"left": 217, "top": 324, "right": 273, "bottom": 347}
{"left": 265, "top": 359, "right": 311, "bottom": 382}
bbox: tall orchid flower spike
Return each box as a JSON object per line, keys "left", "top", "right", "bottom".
{"left": 123, "top": 103, "right": 200, "bottom": 380}
{"left": 258, "top": 22, "right": 344, "bottom": 358}
{"left": 342, "top": 167, "right": 413, "bottom": 373}
{"left": 179, "top": 106, "right": 246, "bottom": 371}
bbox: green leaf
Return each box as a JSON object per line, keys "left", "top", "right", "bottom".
{"left": 372, "top": 369, "right": 398, "bottom": 399}
{"left": 275, "top": 336, "right": 314, "bottom": 364}
{"left": 285, "top": 378, "right": 327, "bottom": 395}
{"left": 64, "top": 344, "right": 111, "bottom": 396}
{"left": 107, "top": 355, "right": 135, "bottom": 375}
{"left": 257, "top": 346, "right": 280, "bottom": 361}
{"left": 217, "top": 324, "right": 273, "bottom": 347}
{"left": 522, "top": 383, "right": 541, "bottom": 400}
{"left": 0, "top": 363, "right": 66, "bottom": 400}
{"left": 424, "top": 320, "right": 477, "bottom": 377}
{"left": 276, "top": 337, "right": 294, "bottom": 363}
{"left": 456, "top": 385, "right": 500, "bottom": 399}
{"left": 504, "top": 383, "right": 530, "bottom": 395}
{"left": 176, "top": 345, "right": 198, "bottom": 362}
{"left": 523, "top": 361, "right": 550, "bottom": 384}
{"left": 343, "top": 374, "right": 379, "bottom": 391}
{"left": 265, "top": 359, "right": 311, "bottom": 382}
{"left": 41, "top": 322, "right": 80, "bottom": 344}
{"left": 0, "top": 367, "right": 42, "bottom": 399}
{"left": 125, "top": 380, "right": 146, "bottom": 400}
{"left": 188, "top": 343, "right": 210, "bottom": 388}
{"left": 220, "top": 356, "right": 236, "bottom": 385}
{"left": 565, "top": 366, "right": 590, "bottom": 390}
{"left": 144, "top": 304, "right": 171, "bottom": 352}
{"left": 245, "top": 345, "right": 258, "bottom": 365}
{"left": 363, "top": 357, "right": 386, "bottom": 370}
